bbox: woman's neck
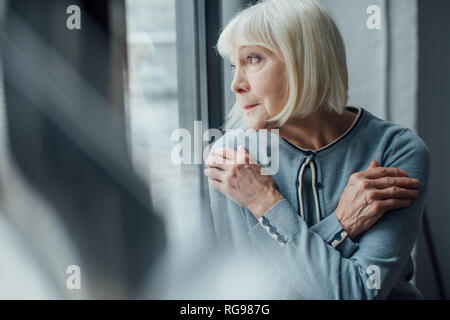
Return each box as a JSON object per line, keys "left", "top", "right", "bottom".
{"left": 276, "top": 107, "right": 357, "bottom": 151}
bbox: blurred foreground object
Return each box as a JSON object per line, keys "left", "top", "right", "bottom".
{"left": 0, "top": 0, "right": 165, "bottom": 298}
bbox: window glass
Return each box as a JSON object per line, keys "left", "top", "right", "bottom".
{"left": 126, "top": 0, "right": 206, "bottom": 245}
{"left": 126, "top": 0, "right": 181, "bottom": 237}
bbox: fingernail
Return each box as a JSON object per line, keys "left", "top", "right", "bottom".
{"left": 204, "top": 169, "right": 208, "bottom": 175}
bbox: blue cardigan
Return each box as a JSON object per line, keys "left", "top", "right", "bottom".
{"left": 208, "top": 106, "right": 430, "bottom": 299}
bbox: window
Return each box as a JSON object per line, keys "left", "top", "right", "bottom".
{"left": 126, "top": 0, "right": 177, "bottom": 179}
{"left": 125, "top": 0, "right": 205, "bottom": 245}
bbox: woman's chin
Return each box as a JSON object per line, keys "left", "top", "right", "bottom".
{"left": 245, "top": 112, "right": 270, "bottom": 131}
{"left": 246, "top": 119, "right": 268, "bottom": 131}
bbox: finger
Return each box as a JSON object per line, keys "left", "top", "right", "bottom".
{"left": 237, "top": 145, "right": 247, "bottom": 165}
{"left": 368, "top": 160, "right": 378, "bottom": 169}
{"left": 364, "top": 167, "right": 408, "bottom": 179}
{"left": 242, "top": 145, "right": 258, "bottom": 165}
{"left": 204, "top": 167, "right": 226, "bottom": 182}
{"left": 205, "top": 155, "right": 233, "bottom": 168}
{"left": 377, "top": 198, "right": 413, "bottom": 213}
{"left": 370, "top": 176, "right": 419, "bottom": 189}
{"left": 236, "top": 145, "right": 257, "bottom": 165}
{"left": 371, "top": 187, "right": 420, "bottom": 200}
{"left": 212, "top": 147, "right": 235, "bottom": 160}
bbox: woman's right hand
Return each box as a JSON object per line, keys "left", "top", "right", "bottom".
{"left": 335, "top": 160, "right": 420, "bottom": 240}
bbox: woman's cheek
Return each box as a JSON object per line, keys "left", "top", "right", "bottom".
{"left": 250, "top": 75, "right": 272, "bottom": 98}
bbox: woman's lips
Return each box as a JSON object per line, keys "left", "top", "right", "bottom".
{"left": 243, "top": 104, "right": 259, "bottom": 111}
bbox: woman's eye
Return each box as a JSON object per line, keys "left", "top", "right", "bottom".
{"left": 229, "top": 55, "right": 260, "bottom": 69}
{"left": 248, "top": 55, "right": 260, "bottom": 64}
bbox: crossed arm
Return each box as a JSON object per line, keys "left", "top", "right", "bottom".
{"left": 205, "top": 130, "right": 430, "bottom": 299}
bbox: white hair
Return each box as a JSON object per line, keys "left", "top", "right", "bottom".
{"left": 216, "top": 0, "right": 348, "bottom": 129}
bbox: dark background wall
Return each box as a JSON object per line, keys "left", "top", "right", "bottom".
{"left": 416, "top": 0, "right": 450, "bottom": 299}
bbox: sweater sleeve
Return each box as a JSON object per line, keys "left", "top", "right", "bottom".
{"left": 247, "top": 129, "right": 430, "bottom": 299}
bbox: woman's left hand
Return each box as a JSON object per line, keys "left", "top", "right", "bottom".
{"left": 204, "top": 145, "right": 283, "bottom": 219}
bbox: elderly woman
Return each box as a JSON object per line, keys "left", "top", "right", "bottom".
{"left": 204, "top": 0, "right": 430, "bottom": 299}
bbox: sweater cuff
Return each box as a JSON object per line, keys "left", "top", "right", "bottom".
{"left": 310, "top": 212, "right": 343, "bottom": 243}
{"left": 310, "top": 211, "right": 359, "bottom": 257}
{"left": 248, "top": 199, "right": 302, "bottom": 247}
{"left": 336, "top": 236, "right": 359, "bottom": 257}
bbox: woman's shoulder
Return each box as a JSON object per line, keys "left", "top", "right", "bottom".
{"left": 358, "top": 107, "right": 429, "bottom": 157}
{"left": 359, "top": 107, "right": 430, "bottom": 187}
{"left": 382, "top": 127, "right": 430, "bottom": 174}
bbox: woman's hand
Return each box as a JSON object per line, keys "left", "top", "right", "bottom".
{"left": 204, "top": 145, "right": 283, "bottom": 219}
{"left": 336, "top": 160, "right": 420, "bottom": 240}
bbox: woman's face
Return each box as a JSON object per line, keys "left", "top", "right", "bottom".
{"left": 229, "top": 45, "right": 288, "bottom": 130}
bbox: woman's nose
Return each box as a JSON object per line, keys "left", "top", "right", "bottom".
{"left": 231, "top": 69, "right": 250, "bottom": 94}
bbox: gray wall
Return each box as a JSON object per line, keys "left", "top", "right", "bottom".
{"left": 323, "top": 0, "right": 418, "bottom": 129}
